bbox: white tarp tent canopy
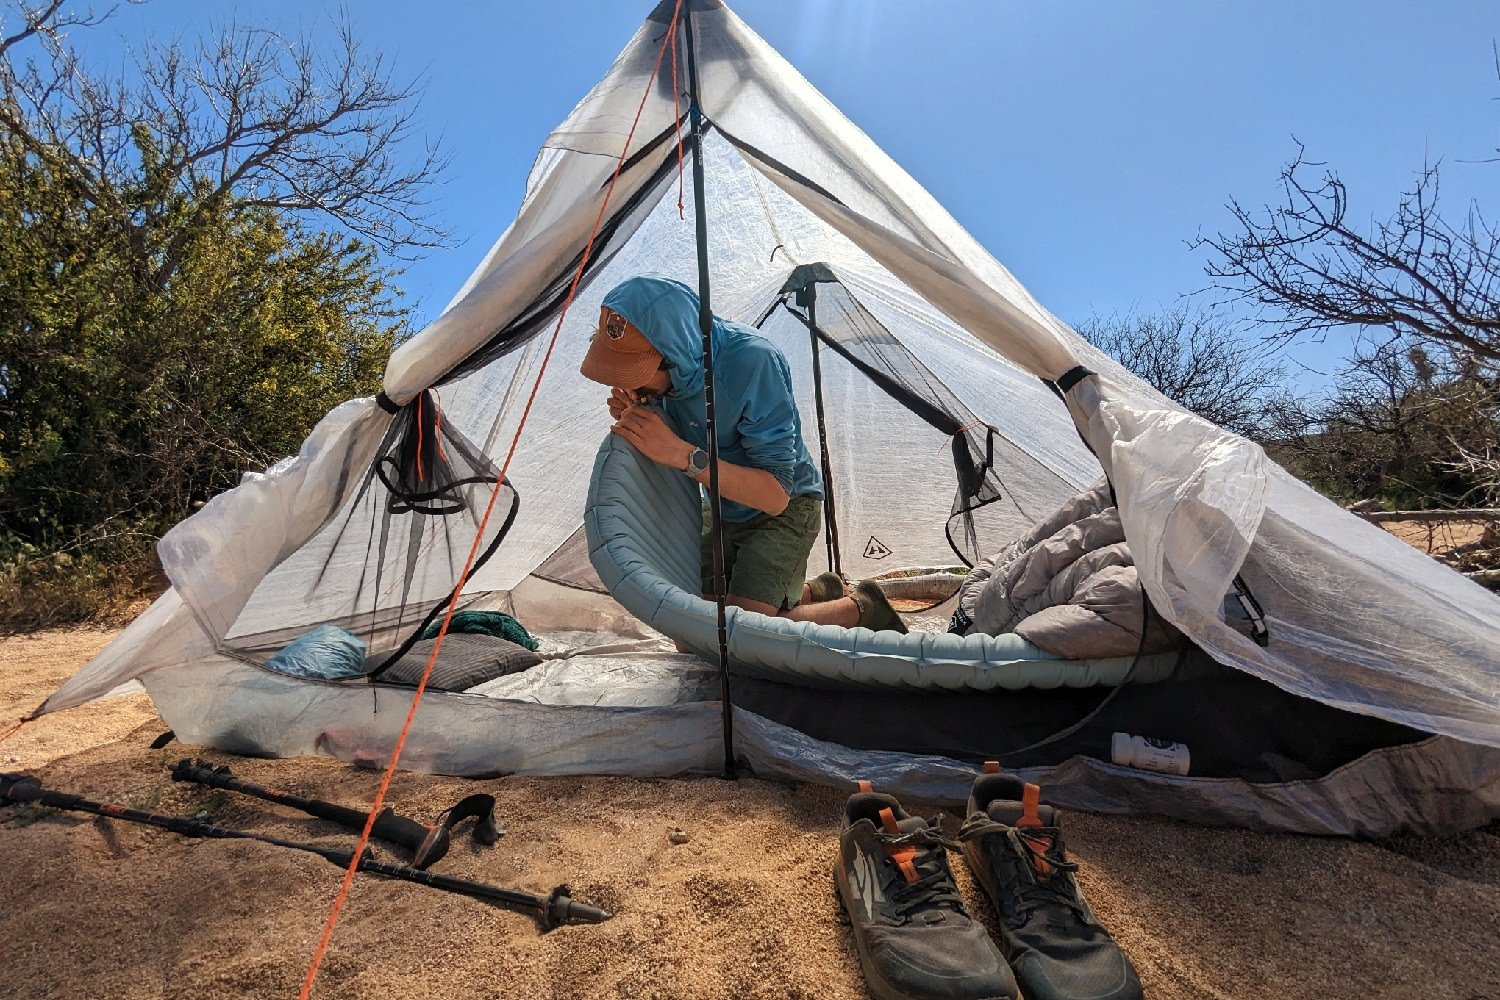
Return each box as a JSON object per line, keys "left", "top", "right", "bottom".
{"left": 34, "top": 0, "right": 1500, "bottom": 835}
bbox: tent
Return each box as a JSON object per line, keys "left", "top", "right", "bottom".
{"left": 33, "top": 0, "right": 1500, "bottom": 836}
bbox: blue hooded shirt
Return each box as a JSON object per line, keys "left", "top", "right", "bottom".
{"left": 600, "top": 274, "right": 824, "bottom": 523}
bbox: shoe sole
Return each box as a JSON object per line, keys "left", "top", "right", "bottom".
{"left": 832, "top": 864, "right": 1017, "bottom": 1000}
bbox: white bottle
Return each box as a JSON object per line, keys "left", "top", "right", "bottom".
{"left": 1111, "top": 732, "right": 1191, "bottom": 776}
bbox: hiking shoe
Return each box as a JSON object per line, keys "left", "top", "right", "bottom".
{"left": 835, "top": 790, "right": 1018, "bottom": 1000}
{"left": 959, "top": 774, "right": 1143, "bottom": 1000}
{"left": 805, "top": 571, "right": 848, "bottom": 604}
{"left": 853, "top": 580, "right": 909, "bottom": 634}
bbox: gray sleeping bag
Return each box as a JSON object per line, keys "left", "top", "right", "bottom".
{"left": 952, "top": 479, "right": 1182, "bottom": 659}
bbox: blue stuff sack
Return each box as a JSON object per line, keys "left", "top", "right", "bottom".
{"left": 265, "top": 624, "right": 368, "bottom": 681}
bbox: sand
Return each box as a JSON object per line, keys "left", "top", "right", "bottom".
{"left": 2, "top": 629, "right": 1499, "bottom": 1000}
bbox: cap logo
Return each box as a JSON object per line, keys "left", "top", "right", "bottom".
{"left": 604, "top": 311, "right": 629, "bottom": 341}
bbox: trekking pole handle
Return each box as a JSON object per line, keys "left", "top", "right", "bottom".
{"left": 168, "top": 758, "right": 436, "bottom": 856}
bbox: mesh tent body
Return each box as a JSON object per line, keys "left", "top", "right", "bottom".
{"left": 37, "top": 0, "right": 1500, "bottom": 835}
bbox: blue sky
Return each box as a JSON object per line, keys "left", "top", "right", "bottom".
{"left": 65, "top": 1, "right": 1500, "bottom": 384}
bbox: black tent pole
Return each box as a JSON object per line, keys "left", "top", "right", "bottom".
{"left": 683, "top": 8, "right": 736, "bottom": 779}
{"left": 800, "top": 284, "right": 842, "bottom": 576}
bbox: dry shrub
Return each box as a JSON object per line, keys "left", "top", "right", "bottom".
{"left": 0, "top": 545, "right": 163, "bottom": 635}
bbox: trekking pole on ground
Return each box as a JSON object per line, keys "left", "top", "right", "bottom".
{"left": 0, "top": 773, "right": 609, "bottom": 928}
{"left": 168, "top": 758, "right": 501, "bottom": 870}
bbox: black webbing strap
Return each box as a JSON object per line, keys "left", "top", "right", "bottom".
{"left": 1232, "top": 574, "right": 1270, "bottom": 647}
{"left": 1056, "top": 366, "right": 1092, "bottom": 393}
{"left": 798, "top": 282, "right": 842, "bottom": 576}
{"left": 780, "top": 302, "right": 997, "bottom": 523}
{"left": 786, "top": 303, "right": 957, "bottom": 435}
{"left": 375, "top": 392, "right": 401, "bottom": 415}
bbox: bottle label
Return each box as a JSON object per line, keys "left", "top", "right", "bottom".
{"left": 1112, "top": 733, "right": 1190, "bottom": 775}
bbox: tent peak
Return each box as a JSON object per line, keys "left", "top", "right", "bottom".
{"left": 778, "top": 262, "right": 838, "bottom": 297}
{"left": 649, "top": 0, "right": 724, "bottom": 23}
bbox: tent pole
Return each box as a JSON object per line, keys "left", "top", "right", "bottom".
{"left": 801, "top": 285, "right": 842, "bottom": 576}
{"left": 684, "top": 8, "right": 736, "bottom": 779}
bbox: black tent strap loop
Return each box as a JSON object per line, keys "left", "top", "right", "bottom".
{"left": 365, "top": 482, "right": 522, "bottom": 680}
{"left": 1056, "top": 366, "right": 1093, "bottom": 393}
{"left": 375, "top": 392, "right": 401, "bottom": 415}
{"left": 1232, "top": 574, "right": 1271, "bottom": 647}
{"left": 952, "top": 425, "right": 995, "bottom": 500}
{"left": 372, "top": 460, "right": 497, "bottom": 516}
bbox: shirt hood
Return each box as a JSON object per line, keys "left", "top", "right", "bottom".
{"left": 600, "top": 274, "right": 712, "bottom": 398}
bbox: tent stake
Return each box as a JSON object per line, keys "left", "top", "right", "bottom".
{"left": 683, "top": 6, "right": 736, "bottom": 779}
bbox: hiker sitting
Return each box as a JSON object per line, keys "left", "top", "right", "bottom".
{"left": 580, "top": 274, "right": 905, "bottom": 634}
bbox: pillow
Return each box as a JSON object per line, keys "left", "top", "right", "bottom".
{"left": 265, "top": 625, "right": 368, "bottom": 681}
{"left": 366, "top": 632, "right": 542, "bottom": 692}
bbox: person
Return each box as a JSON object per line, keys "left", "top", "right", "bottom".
{"left": 579, "top": 274, "right": 906, "bottom": 633}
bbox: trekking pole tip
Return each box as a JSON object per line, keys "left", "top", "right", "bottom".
{"left": 544, "top": 884, "right": 612, "bottom": 927}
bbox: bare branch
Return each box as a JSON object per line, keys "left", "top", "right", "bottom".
{"left": 2, "top": 0, "right": 449, "bottom": 289}
{"left": 1077, "top": 308, "right": 1287, "bottom": 436}
{"left": 1193, "top": 148, "right": 1500, "bottom": 366}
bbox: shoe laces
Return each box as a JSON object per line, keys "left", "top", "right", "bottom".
{"left": 874, "top": 820, "right": 967, "bottom": 919}
{"left": 958, "top": 814, "right": 1086, "bottom": 920}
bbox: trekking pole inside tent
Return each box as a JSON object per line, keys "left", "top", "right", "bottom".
{"left": 799, "top": 278, "right": 842, "bottom": 577}
{"left": 0, "top": 773, "right": 608, "bottom": 928}
{"left": 683, "top": 4, "right": 736, "bottom": 779}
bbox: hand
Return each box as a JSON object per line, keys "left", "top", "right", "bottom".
{"left": 607, "top": 387, "right": 633, "bottom": 420}
{"left": 611, "top": 404, "right": 691, "bottom": 470}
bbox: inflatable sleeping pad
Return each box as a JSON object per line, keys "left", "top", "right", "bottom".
{"left": 584, "top": 436, "right": 1180, "bottom": 691}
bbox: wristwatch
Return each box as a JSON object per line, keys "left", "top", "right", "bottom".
{"left": 683, "top": 447, "right": 709, "bottom": 477}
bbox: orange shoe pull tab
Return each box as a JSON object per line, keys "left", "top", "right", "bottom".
{"left": 856, "top": 780, "right": 873, "bottom": 793}
{"left": 1016, "top": 783, "right": 1053, "bottom": 878}
{"left": 877, "top": 806, "right": 921, "bottom": 885}
{"left": 982, "top": 760, "right": 1001, "bottom": 774}
{"left": 1018, "top": 782, "right": 1042, "bottom": 828}
{"left": 878, "top": 805, "right": 902, "bottom": 834}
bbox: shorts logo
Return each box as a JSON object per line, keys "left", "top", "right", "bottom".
{"left": 863, "top": 536, "right": 891, "bottom": 560}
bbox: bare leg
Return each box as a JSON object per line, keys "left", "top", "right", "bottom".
{"left": 720, "top": 593, "right": 859, "bottom": 628}
{"left": 786, "top": 596, "right": 859, "bottom": 627}
{"left": 678, "top": 592, "right": 859, "bottom": 651}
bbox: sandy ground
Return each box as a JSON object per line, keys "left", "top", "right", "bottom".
{"left": 2, "top": 631, "right": 1499, "bottom": 1000}
{"left": 1383, "top": 518, "right": 1491, "bottom": 554}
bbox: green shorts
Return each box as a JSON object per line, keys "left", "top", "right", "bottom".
{"left": 701, "top": 494, "right": 822, "bottom": 611}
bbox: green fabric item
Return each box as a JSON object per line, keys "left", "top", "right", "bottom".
{"left": 419, "top": 610, "right": 539, "bottom": 651}
{"left": 699, "top": 494, "right": 821, "bottom": 611}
